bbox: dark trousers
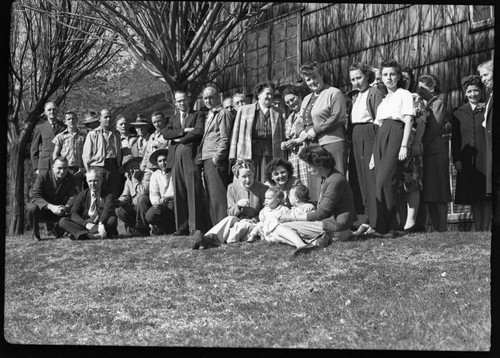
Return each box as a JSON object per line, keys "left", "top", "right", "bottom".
{"left": 373, "top": 120, "right": 404, "bottom": 234}
{"left": 26, "top": 203, "right": 63, "bottom": 236}
{"left": 145, "top": 205, "right": 176, "bottom": 234}
{"left": 115, "top": 195, "right": 151, "bottom": 229}
{"left": 67, "top": 167, "right": 84, "bottom": 192}
{"left": 352, "top": 123, "right": 378, "bottom": 228}
{"left": 91, "top": 158, "right": 121, "bottom": 199}
{"left": 59, "top": 216, "right": 118, "bottom": 240}
{"left": 203, "top": 159, "right": 230, "bottom": 226}
{"left": 172, "top": 145, "right": 208, "bottom": 234}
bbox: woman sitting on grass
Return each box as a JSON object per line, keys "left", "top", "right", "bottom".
{"left": 192, "top": 159, "right": 268, "bottom": 250}
{"left": 264, "top": 157, "right": 301, "bottom": 208}
{"left": 246, "top": 187, "right": 290, "bottom": 243}
{"left": 276, "top": 145, "right": 356, "bottom": 256}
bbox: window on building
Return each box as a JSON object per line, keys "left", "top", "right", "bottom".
{"left": 469, "top": 5, "right": 494, "bottom": 31}
{"left": 243, "top": 11, "right": 302, "bottom": 94}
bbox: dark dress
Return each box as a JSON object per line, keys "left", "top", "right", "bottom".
{"left": 421, "top": 96, "right": 452, "bottom": 204}
{"left": 451, "top": 102, "right": 487, "bottom": 204}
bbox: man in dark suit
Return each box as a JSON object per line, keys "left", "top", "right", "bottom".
{"left": 26, "top": 156, "right": 78, "bottom": 241}
{"left": 161, "top": 90, "right": 208, "bottom": 235}
{"left": 197, "top": 83, "right": 234, "bottom": 226}
{"left": 30, "top": 101, "right": 66, "bottom": 176}
{"left": 59, "top": 169, "right": 118, "bottom": 240}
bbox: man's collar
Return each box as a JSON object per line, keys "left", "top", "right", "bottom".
{"left": 211, "top": 105, "right": 223, "bottom": 113}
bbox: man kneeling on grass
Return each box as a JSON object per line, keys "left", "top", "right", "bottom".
{"left": 115, "top": 155, "right": 151, "bottom": 236}
{"left": 27, "top": 156, "right": 78, "bottom": 241}
{"left": 59, "top": 169, "right": 118, "bottom": 240}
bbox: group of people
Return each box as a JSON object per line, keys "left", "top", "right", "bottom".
{"left": 27, "top": 57, "right": 494, "bottom": 256}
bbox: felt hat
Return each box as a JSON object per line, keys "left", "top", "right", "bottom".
{"left": 81, "top": 113, "right": 100, "bottom": 124}
{"left": 119, "top": 155, "right": 142, "bottom": 173}
{"left": 130, "top": 117, "right": 150, "bottom": 127}
{"left": 149, "top": 148, "right": 169, "bottom": 166}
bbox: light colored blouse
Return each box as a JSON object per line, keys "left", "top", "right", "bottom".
{"left": 374, "top": 88, "right": 413, "bottom": 125}
{"left": 351, "top": 90, "right": 372, "bottom": 124}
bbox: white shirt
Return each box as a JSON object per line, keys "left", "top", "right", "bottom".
{"left": 351, "top": 90, "right": 372, "bottom": 124}
{"left": 375, "top": 88, "right": 413, "bottom": 126}
{"left": 149, "top": 170, "right": 174, "bottom": 206}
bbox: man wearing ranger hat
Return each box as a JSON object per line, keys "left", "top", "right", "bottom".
{"left": 144, "top": 148, "right": 176, "bottom": 235}
{"left": 130, "top": 114, "right": 151, "bottom": 158}
{"left": 115, "top": 154, "right": 152, "bottom": 236}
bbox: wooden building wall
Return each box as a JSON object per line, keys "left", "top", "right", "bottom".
{"left": 214, "top": 3, "right": 494, "bottom": 223}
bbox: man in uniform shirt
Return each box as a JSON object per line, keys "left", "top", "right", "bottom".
{"left": 82, "top": 109, "right": 122, "bottom": 199}
{"left": 130, "top": 115, "right": 151, "bottom": 158}
{"left": 52, "top": 111, "right": 86, "bottom": 191}
{"left": 140, "top": 111, "right": 169, "bottom": 183}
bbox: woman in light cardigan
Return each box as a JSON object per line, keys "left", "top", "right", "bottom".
{"left": 229, "top": 82, "right": 286, "bottom": 183}
{"left": 296, "top": 61, "right": 347, "bottom": 175}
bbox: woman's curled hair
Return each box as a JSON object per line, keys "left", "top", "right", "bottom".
{"left": 298, "top": 144, "right": 336, "bottom": 170}
{"left": 265, "top": 157, "right": 294, "bottom": 185}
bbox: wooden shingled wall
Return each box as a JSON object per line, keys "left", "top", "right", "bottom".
{"left": 214, "top": 3, "right": 494, "bottom": 225}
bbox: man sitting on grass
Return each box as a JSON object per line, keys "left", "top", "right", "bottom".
{"left": 115, "top": 155, "right": 151, "bottom": 236}
{"left": 27, "top": 156, "right": 78, "bottom": 241}
{"left": 59, "top": 169, "right": 118, "bottom": 240}
{"left": 145, "top": 148, "right": 176, "bottom": 235}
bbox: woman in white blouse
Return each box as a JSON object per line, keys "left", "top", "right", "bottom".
{"left": 348, "top": 63, "right": 385, "bottom": 236}
{"left": 369, "top": 58, "right": 414, "bottom": 236}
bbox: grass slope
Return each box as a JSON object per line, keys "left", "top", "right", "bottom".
{"left": 4, "top": 231, "right": 490, "bottom": 350}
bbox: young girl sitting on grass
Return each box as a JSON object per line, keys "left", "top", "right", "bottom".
{"left": 246, "top": 187, "right": 290, "bottom": 243}
{"left": 288, "top": 184, "right": 316, "bottom": 218}
{"left": 248, "top": 184, "right": 316, "bottom": 246}
{"left": 192, "top": 159, "right": 268, "bottom": 249}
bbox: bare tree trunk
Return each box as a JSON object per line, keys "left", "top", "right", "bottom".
{"left": 8, "top": 115, "right": 39, "bottom": 235}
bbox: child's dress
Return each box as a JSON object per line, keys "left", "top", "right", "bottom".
{"left": 250, "top": 205, "right": 290, "bottom": 242}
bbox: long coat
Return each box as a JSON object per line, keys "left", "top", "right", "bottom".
{"left": 228, "top": 102, "right": 285, "bottom": 161}
{"left": 30, "top": 119, "right": 66, "bottom": 171}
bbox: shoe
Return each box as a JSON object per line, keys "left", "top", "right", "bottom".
{"left": 149, "top": 224, "right": 161, "bottom": 236}
{"left": 192, "top": 230, "right": 203, "bottom": 250}
{"left": 246, "top": 234, "right": 259, "bottom": 243}
{"left": 316, "top": 232, "right": 332, "bottom": 248}
{"left": 352, "top": 224, "right": 369, "bottom": 236}
{"left": 52, "top": 223, "right": 63, "bottom": 238}
{"left": 293, "top": 244, "right": 320, "bottom": 257}
{"left": 32, "top": 234, "right": 41, "bottom": 241}
{"left": 405, "top": 225, "right": 422, "bottom": 234}
{"left": 364, "top": 227, "right": 383, "bottom": 237}
{"left": 172, "top": 228, "right": 189, "bottom": 236}
{"left": 87, "top": 233, "right": 103, "bottom": 240}
{"left": 201, "top": 233, "right": 221, "bottom": 250}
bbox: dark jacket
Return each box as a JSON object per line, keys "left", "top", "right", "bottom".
{"left": 70, "top": 188, "right": 116, "bottom": 226}
{"left": 421, "top": 96, "right": 448, "bottom": 156}
{"left": 30, "top": 119, "right": 66, "bottom": 171}
{"left": 304, "top": 170, "right": 356, "bottom": 232}
{"left": 30, "top": 170, "right": 78, "bottom": 209}
{"left": 161, "top": 110, "right": 206, "bottom": 168}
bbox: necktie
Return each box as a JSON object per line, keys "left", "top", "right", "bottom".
{"left": 181, "top": 112, "right": 186, "bottom": 128}
{"left": 88, "top": 192, "right": 98, "bottom": 222}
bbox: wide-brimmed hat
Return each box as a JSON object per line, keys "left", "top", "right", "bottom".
{"left": 130, "top": 117, "right": 150, "bottom": 126}
{"left": 81, "top": 113, "right": 100, "bottom": 124}
{"left": 119, "top": 155, "right": 142, "bottom": 173}
{"left": 149, "top": 148, "right": 169, "bottom": 165}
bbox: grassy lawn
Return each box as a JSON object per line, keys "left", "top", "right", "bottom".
{"left": 4, "top": 230, "right": 490, "bottom": 350}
